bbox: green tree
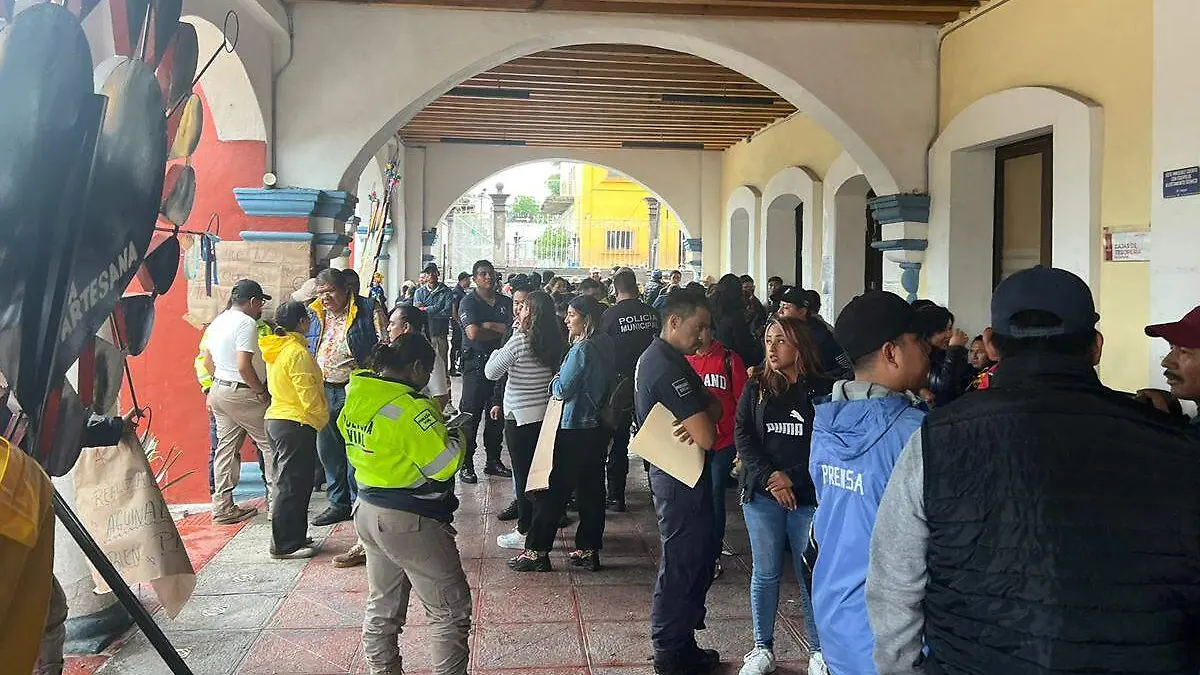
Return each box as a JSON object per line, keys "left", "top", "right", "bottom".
{"left": 509, "top": 194, "right": 541, "bottom": 221}
{"left": 534, "top": 225, "right": 571, "bottom": 259}
{"left": 545, "top": 173, "right": 561, "bottom": 197}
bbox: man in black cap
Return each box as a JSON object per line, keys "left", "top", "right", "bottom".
{"left": 867, "top": 266, "right": 1200, "bottom": 675}
{"left": 776, "top": 286, "right": 852, "bottom": 379}
{"left": 414, "top": 263, "right": 455, "bottom": 389}
{"left": 205, "top": 279, "right": 274, "bottom": 524}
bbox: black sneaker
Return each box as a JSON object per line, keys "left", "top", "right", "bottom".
{"left": 310, "top": 506, "right": 351, "bottom": 527}
{"left": 496, "top": 500, "right": 518, "bottom": 521}
{"left": 568, "top": 549, "right": 601, "bottom": 572}
{"left": 459, "top": 465, "right": 478, "bottom": 484}
{"left": 507, "top": 550, "right": 551, "bottom": 572}
{"left": 484, "top": 460, "right": 512, "bottom": 478}
{"left": 712, "top": 561, "right": 724, "bottom": 580}
{"left": 605, "top": 497, "right": 627, "bottom": 513}
{"left": 653, "top": 647, "right": 719, "bottom": 675}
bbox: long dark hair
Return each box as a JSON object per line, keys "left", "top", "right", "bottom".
{"left": 371, "top": 333, "right": 435, "bottom": 376}
{"left": 524, "top": 290, "right": 564, "bottom": 370}
{"left": 273, "top": 300, "right": 308, "bottom": 336}
{"left": 712, "top": 273, "right": 745, "bottom": 323}
{"left": 391, "top": 304, "right": 430, "bottom": 340}
{"left": 754, "top": 317, "right": 824, "bottom": 399}
{"left": 567, "top": 294, "right": 605, "bottom": 342}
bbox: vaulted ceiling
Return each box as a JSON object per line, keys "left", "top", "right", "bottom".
{"left": 312, "top": 0, "right": 980, "bottom": 25}
{"left": 400, "top": 44, "right": 799, "bottom": 150}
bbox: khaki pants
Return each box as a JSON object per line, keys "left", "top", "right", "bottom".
{"left": 354, "top": 500, "right": 472, "bottom": 675}
{"left": 431, "top": 335, "right": 451, "bottom": 391}
{"left": 207, "top": 383, "right": 273, "bottom": 515}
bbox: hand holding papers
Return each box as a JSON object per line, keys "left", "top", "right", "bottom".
{"left": 629, "top": 403, "right": 705, "bottom": 488}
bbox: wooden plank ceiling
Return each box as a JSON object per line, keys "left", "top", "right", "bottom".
{"left": 315, "top": 0, "right": 980, "bottom": 25}
{"left": 400, "top": 44, "right": 804, "bottom": 150}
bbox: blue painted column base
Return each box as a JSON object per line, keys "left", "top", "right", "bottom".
{"left": 899, "top": 262, "right": 922, "bottom": 303}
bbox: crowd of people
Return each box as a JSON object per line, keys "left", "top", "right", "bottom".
{"left": 10, "top": 256, "right": 1199, "bottom": 675}
{"left": 193, "top": 261, "right": 1200, "bottom": 675}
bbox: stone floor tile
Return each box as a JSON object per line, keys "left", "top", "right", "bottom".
{"left": 472, "top": 622, "right": 586, "bottom": 670}
{"left": 576, "top": 584, "right": 653, "bottom": 622}
{"left": 294, "top": 559, "right": 371, "bottom": 594}
{"left": 703, "top": 580, "right": 754, "bottom": 619}
{"left": 696, "top": 617, "right": 808, "bottom": 664}
{"left": 63, "top": 655, "right": 108, "bottom": 675}
{"left": 582, "top": 620, "right": 653, "bottom": 667}
{"left": 236, "top": 628, "right": 361, "bottom": 674}
{"left": 478, "top": 555, "right": 573, "bottom": 586}
{"left": 97, "top": 630, "right": 257, "bottom": 675}
{"left": 192, "top": 561, "right": 304, "bottom": 596}
{"left": 570, "top": 555, "right": 659, "bottom": 586}
{"left": 155, "top": 593, "right": 282, "bottom": 631}
{"left": 270, "top": 590, "right": 366, "bottom": 629}
{"left": 476, "top": 583, "right": 577, "bottom": 624}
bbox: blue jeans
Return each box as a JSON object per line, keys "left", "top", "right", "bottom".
{"left": 316, "top": 384, "right": 356, "bottom": 510}
{"left": 743, "top": 494, "right": 820, "bottom": 651}
{"left": 709, "top": 448, "right": 736, "bottom": 554}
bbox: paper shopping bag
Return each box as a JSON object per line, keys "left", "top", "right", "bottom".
{"left": 526, "top": 398, "right": 563, "bottom": 493}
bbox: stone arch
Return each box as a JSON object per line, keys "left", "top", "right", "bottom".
{"left": 273, "top": 5, "right": 933, "bottom": 195}
{"left": 181, "top": 12, "right": 268, "bottom": 143}
{"left": 760, "top": 166, "right": 822, "bottom": 290}
{"left": 926, "top": 86, "right": 1103, "bottom": 332}
{"left": 821, "top": 152, "right": 872, "bottom": 316}
{"left": 725, "top": 186, "right": 761, "bottom": 276}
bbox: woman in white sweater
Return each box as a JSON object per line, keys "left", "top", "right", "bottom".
{"left": 486, "top": 289, "right": 565, "bottom": 549}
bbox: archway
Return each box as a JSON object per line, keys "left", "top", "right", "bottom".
{"left": 725, "top": 186, "right": 760, "bottom": 276}
{"left": 760, "top": 166, "right": 822, "bottom": 290}
{"left": 182, "top": 16, "right": 267, "bottom": 142}
{"left": 926, "top": 86, "right": 1103, "bottom": 333}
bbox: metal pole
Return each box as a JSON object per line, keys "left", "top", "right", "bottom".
{"left": 52, "top": 490, "right": 194, "bottom": 674}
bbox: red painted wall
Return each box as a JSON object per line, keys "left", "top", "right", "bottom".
{"left": 125, "top": 87, "right": 307, "bottom": 504}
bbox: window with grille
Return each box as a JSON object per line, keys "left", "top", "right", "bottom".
{"left": 606, "top": 230, "right": 633, "bottom": 251}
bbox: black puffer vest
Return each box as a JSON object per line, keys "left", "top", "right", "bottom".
{"left": 921, "top": 354, "right": 1200, "bottom": 675}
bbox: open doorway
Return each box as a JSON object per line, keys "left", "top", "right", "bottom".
{"left": 793, "top": 202, "right": 804, "bottom": 285}
{"left": 864, "top": 189, "right": 883, "bottom": 293}
{"left": 993, "top": 134, "right": 1053, "bottom": 286}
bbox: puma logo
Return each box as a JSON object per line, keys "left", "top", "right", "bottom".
{"left": 790, "top": 410, "right": 804, "bottom": 423}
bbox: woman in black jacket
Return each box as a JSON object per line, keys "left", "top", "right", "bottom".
{"left": 916, "top": 305, "right": 973, "bottom": 408}
{"left": 712, "top": 274, "right": 762, "bottom": 366}
{"left": 734, "top": 316, "right": 833, "bottom": 675}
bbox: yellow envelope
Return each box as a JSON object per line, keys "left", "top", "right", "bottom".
{"left": 629, "top": 403, "right": 705, "bottom": 488}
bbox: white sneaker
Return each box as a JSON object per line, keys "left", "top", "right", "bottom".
{"left": 808, "top": 651, "right": 829, "bottom": 675}
{"left": 496, "top": 528, "right": 526, "bottom": 550}
{"left": 738, "top": 646, "right": 776, "bottom": 675}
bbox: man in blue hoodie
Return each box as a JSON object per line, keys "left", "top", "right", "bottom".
{"left": 808, "top": 291, "right": 930, "bottom": 675}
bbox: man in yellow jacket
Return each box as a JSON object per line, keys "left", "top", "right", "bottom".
{"left": 0, "top": 437, "right": 55, "bottom": 674}
{"left": 340, "top": 334, "right": 471, "bottom": 675}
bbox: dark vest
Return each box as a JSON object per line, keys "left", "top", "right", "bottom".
{"left": 921, "top": 354, "right": 1200, "bottom": 675}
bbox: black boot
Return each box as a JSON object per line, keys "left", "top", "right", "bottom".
{"left": 507, "top": 549, "right": 551, "bottom": 572}
{"left": 606, "top": 496, "right": 627, "bottom": 512}
{"left": 311, "top": 505, "right": 351, "bottom": 527}
{"left": 496, "top": 499, "right": 518, "bottom": 521}
{"left": 459, "top": 464, "right": 478, "bottom": 484}
{"left": 484, "top": 459, "right": 512, "bottom": 478}
{"left": 568, "top": 549, "right": 602, "bottom": 572}
{"left": 653, "top": 647, "right": 719, "bottom": 675}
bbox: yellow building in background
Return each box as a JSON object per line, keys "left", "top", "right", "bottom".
{"left": 567, "top": 164, "right": 685, "bottom": 271}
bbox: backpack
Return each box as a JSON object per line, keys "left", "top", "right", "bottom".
{"left": 598, "top": 371, "right": 634, "bottom": 432}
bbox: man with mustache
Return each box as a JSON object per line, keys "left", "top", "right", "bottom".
{"left": 1143, "top": 306, "right": 1200, "bottom": 439}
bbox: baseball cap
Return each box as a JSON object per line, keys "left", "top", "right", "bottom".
{"left": 990, "top": 266, "right": 1097, "bottom": 337}
{"left": 778, "top": 286, "right": 811, "bottom": 309}
{"left": 231, "top": 279, "right": 271, "bottom": 301}
{"left": 1145, "top": 306, "right": 1200, "bottom": 348}
{"left": 834, "top": 291, "right": 919, "bottom": 362}
{"left": 423, "top": 263, "right": 439, "bottom": 275}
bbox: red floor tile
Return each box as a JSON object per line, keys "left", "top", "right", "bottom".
{"left": 236, "top": 628, "right": 361, "bottom": 674}
{"left": 63, "top": 655, "right": 109, "bottom": 675}
{"left": 472, "top": 622, "right": 586, "bottom": 670}
{"left": 478, "top": 556, "right": 573, "bottom": 587}
{"left": 576, "top": 584, "right": 654, "bottom": 622}
{"left": 270, "top": 590, "right": 365, "bottom": 629}
{"left": 294, "top": 559, "right": 370, "bottom": 594}
{"left": 582, "top": 620, "right": 652, "bottom": 667}
{"left": 476, "top": 584, "right": 578, "bottom": 624}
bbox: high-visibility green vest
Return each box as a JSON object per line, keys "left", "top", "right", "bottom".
{"left": 338, "top": 370, "right": 463, "bottom": 490}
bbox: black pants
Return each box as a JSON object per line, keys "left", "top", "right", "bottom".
{"left": 505, "top": 419, "right": 541, "bottom": 534}
{"left": 526, "top": 427, "right": 608, "bottom": 552}
{"left": 458, "top": 355, "right": 503, "bottom": 465}
{"left": 449, "top": 321, "right": 463, "bottom": 372}
{"left": 266, "top": 419, "right": 318, "bottom": 554}
{"left": 605, "top": 409, "right": 633, "bottom": 501}
{"left": 649, "top": 460, "right": 716, "bottom": 659}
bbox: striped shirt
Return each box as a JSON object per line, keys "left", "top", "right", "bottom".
{"left": 484, "top": 330, "right": 554, "bottom": 426}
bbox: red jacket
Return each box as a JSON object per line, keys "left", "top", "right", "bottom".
{"left": 685, "top": 340, "right": 748, "bottom": 451}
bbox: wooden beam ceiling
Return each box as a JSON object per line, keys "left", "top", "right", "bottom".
{"left": 312, "top": 0, "right": 980, "bottom": 25}
{"left": 400, "top": 44, "right": 802, "bottom": 150}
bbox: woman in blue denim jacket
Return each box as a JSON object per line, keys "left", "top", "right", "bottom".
{"left": 509, "top": 295, "right": 614, "bottom": 572}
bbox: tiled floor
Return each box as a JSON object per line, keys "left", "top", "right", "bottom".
{"left": 85, "top": 463, "right": 816, "bottom": 674}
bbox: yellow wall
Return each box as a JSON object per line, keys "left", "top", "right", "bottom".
{"left": 721, "top": 114, "right": 845, "bottom": 208}
{"left": 574, "top": 164, "right": 684, "bottom": 270}
{"left": 940, "top": 0, "right": 1153, "bottom": 391}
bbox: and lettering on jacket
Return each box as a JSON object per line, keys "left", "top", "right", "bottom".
{"left": 603, "top": 299, "right": 661, "bottom": 376}
{"left": 685, "top": 341, "right": 747, "bottom": 451}
{"left": 817, "top": 463, "right": 865, "bottom": 495}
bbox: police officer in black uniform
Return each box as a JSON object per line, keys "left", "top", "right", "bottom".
{"left": 633, "top": 288, "right": 723, "bottom": 675}
{"left": 457, "top": 259, "right": 513, "bottom": 483}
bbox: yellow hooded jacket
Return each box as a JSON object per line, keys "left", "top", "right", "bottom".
{"left": 0, "top": 438, "right": 54, "bottom": 674}
{"left": 261, "top": 331, "right": 330, "bottom": 431}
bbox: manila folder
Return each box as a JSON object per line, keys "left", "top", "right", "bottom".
{"left": 629, "top": 403, "right": 705, "bottom": 488}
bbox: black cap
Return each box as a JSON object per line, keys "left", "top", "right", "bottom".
{"left": 991, "top": 266, "right": 1098, "bottom": 337}
{"left": 423, "top": 263, "right": 439, "bottom": 275}
{"left": 778, "top": 286, "right": 810, "bottom": 309}
{"left": 231, "top": 279, "right": 271, "bottom": 302}
{"left": 834, "top": 291, "right": 918, "bottom": 362}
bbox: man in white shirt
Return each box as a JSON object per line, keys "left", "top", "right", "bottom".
{"left": 205, "top": 279, "right": 274, "bottom": 524}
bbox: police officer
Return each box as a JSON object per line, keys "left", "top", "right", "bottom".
{"left": 340, "top": 334, "right": 471, "bottom": 675}
{"left": 457, "top": 260, "right": 514, "bottom": 483}
{"left": 634, "top": 288, "right": 723, "bottom": 675}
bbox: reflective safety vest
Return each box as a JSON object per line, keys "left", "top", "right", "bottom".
{"left": 338, "top": 371, "right": 464, "bottom": 490}
{"left": 195, "top": 319, "right": 271, "bottom": 392}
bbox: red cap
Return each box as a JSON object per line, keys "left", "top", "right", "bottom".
{"left": 1145, "top": 306, "right": 1200, "bottom": 348}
